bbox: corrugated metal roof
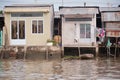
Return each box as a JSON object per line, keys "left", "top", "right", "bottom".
{"left": 5, "top": 4, "right": 53, "bottom": 8}
{"left": 100, "top": 7, "right": 120, "bottom": 12}
{"left": 59, "top": 6, "right": 99, "bottom": 15}
{"left": 101, "top": 12, "right": 120, "bottom": 21}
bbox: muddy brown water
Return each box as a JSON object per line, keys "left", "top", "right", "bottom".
{"left": 0, "top": 57, "right": 120, "bottom": 80}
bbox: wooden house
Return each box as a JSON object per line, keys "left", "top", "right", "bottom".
{"left": 100, "top": 7, "right": 120, "bottom": 38}
{"left": 3, "top": 4, "right": 54, "bottom": 46}
{"left": 100, "top": 7, "right": 120, "bottom": 56}
{"left": 59, "top": 6, "right": 99, "bottom": 48}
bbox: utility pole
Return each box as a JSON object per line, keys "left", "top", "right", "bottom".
{"left": 84, "top": 2, "right": 86, "bottom": 7}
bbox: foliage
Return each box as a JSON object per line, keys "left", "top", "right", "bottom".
{"left": 47, "top": 39, "right": 57, "bottom": 46}
{"left": 0, "top": 10, "right": 2, "bottom": 14}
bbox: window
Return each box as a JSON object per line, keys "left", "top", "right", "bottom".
{"left": 32, "top": 20, "right": 43, "bottom": 33}
{"left": 19, "top": 21, "right": 25, "bottom": 39}
{"left": 11, "top": 20, "right": 25, "bottom": 39}
{"left": 80, "top": 24, "right": 91, "bottom": 38}
{"left": 11, "top": 21, "right": 17, "bottom": 39}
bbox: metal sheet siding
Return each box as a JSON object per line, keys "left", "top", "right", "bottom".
{"left": 106, "top": 22, "right": 120, "bottom": 30}
{"left": 106, "top": 22, "right": 120, "bottom": 37}
{"left": 106, "top": 31, "right": 120, "bottom": 37}
{"left": 102, "top": 12, "right": 120, "bottom": 21}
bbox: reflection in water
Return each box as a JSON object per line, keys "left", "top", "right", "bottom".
{"left": 0, "top": 57, "right": 120, "bottom": 80}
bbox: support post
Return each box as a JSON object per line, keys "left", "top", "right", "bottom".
{"left": 1, "top": 46, "right": 5, "bottom": 59}
{"left": 46, "top": 46, "right": 49, "bottom": 60}
{"left": 0, "top": 50, "right": 3, "bottom": 59}
{"left": 78, "top": 47, "right": 80, "bottom": 57}
{"left": 61, "top": 47, "right": 64, "bottom": 57}
{"left": 114, "top": 37, "right": 118, "bottom": 59}
{"left": 23, "top": 46, "right": 27, "bottom": 60}
{"left": 96, "top": 43, "right": 99, "bottom": 57}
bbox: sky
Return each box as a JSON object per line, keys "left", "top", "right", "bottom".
{"left": 0, "top": 0, "right": 120, "bottom": 11}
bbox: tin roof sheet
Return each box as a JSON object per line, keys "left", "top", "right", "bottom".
{"left": 59, "top": 6, "right": 99, "bottom": 15}
{"left": 100, "top": 7, "right": 120, "bottom": 12}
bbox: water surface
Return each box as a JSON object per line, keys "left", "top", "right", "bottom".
{"left": 0, "top": 57, "right": 120, "bottom": 80}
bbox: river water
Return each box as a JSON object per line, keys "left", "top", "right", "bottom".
{"left": 0, "top": 57, "right": 120, "bottom": 80}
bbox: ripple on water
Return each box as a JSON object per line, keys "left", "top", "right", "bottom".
{"left": 0, "top": 57, "right": 120, "bottom": 80}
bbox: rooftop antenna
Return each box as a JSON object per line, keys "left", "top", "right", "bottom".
{"left": 84, "top": 2, "right": 86, "bottom": 7}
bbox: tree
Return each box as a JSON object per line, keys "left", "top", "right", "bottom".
{"left": 0, "top": 10, "right": 2, "bottom": 14}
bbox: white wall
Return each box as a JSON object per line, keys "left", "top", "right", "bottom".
{"left": 62, "top": 15, "right": 96, "bottom": 47}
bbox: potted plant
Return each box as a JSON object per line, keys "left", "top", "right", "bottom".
{"left": 46, "top": 39, "right": 56, "bottom": 46}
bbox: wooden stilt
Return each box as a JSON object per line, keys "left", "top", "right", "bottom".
{"left": 77, "top": 42, "right": 80, "bottom": 57}
{"left": 46, "top": 46, "right": 49, "bottom": 60}
{"left": 96, "top": 43, "right": 99, "bottom": 57}
{"left": 62, "top": 47, "right": 64, "bottom": 57}
{"left": 107, "top": 47, "right": 111, "bottom": 57}
{"left": 0, "top": 50, "right": 3, "bottom": 59}
{"left": 78, "top": 47, "right": 80, "bottom": 57}
{"left": 23, "top": 46, "right": 27, "bottom": 60}
{"left": 1, "top": 46, "right": 5, "bottom": 59}
{"left": 114, "top": 37, "right": 118, "bottom": 59}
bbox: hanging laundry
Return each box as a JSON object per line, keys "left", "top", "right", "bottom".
{"left": 106, "top": 38, "right": 112, "bottom": 48}
{"left": 99, "top": 28, "right": 105, "bottom": 37}
{"left": 96, "top": 28, "right": 105, "bottom": 42}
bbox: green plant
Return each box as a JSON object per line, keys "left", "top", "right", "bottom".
{"left": 0, "top": 10, "right": 2, "bottom": 14}
{"left": 47, "top": 39, "right": 57, "bottom": 46}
